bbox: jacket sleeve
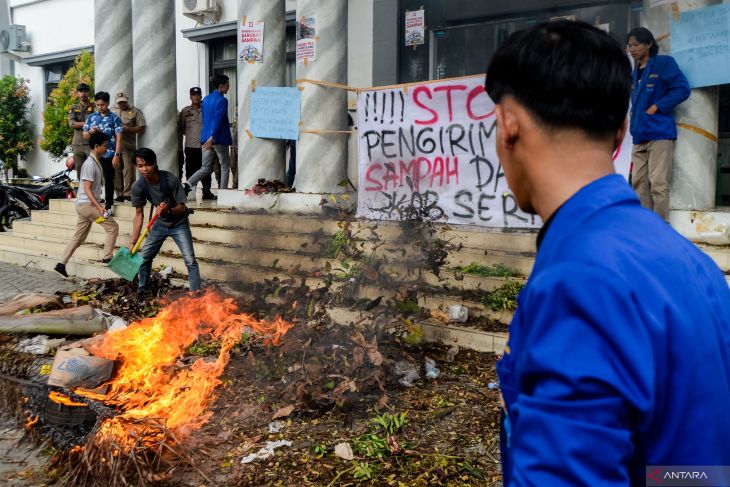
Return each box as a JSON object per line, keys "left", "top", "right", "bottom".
{"left": 209, "top": 96, "right": 228, "bottom": 143}
{"left": 506, "top": 265, "right": 653, "bottom": 487}
{"left": 654, "top": 57, "right": 691, "bottom": 114}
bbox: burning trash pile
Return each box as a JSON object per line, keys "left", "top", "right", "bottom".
{"left": 1, "top": 289, "right": 293, "bottom": 486}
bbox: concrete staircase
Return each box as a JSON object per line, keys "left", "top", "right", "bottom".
{"left": 0, "top": 199, "right": 727, "bottom": 348}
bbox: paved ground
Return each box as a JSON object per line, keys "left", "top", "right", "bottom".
{"left": 0, "top": 262, "right": 76, "bottom": 303}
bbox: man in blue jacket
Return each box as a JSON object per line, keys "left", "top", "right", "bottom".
{"left": 485, "top": 20, "right": 730, "bottom": 486}
{"left": 184, "top": 74, "right": 232, "bottom": 196}
{"left": 627, "top": 27, "right": 690, "bottom": 220}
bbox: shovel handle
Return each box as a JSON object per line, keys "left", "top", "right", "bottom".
{"left": 130, "top": 211, "right": 160, "bottom": 256}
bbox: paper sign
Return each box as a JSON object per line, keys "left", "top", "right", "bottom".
{"left": 670, "top": 3, "right": 730, "bottom": 88}
{"left": 239, "top": 19, "right": 264, "bottom": 63}
{"left": 356, "top": 76, "right": 632, "bottom": 228}
{"left": 296, "top": 17, "right": 316, "bottom": 63}
{"left": 405, "top": 10, "right": 425, "bottom": 46}
{"left": 250, "top": 87, "right": 301, "bottom": 140}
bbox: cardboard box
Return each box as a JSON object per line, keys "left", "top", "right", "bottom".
{"left": 47, "top": 348, "right": 115, "bottom": 390}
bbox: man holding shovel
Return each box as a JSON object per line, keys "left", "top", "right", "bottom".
{"left": 129, "top": 148, "right": 200, "bottom": 292}
{"left": 54, "top": 132, "right": 119, "bottom": 278}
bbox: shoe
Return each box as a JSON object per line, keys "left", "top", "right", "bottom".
{"left": 202, "top": 192, "right": 217, "bottom": 200}
{"left": 101, "top": 258, "right": 112, "bottom": 264}
{"left": 114, "top": 196, "right": 125, "bottom": 203}
{"left": 53, "top": 263, "right": 69, "bottom": 279}
{"left": 183, "top": 183, "right": 192, "bottom": 195}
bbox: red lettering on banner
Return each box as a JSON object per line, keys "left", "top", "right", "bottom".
{"left": 365, "top": 156, "right": 460, "bottom": 192}
{"left": 434, "top": 85, "right": 467, "bottom": 123}
{"left": 365, "top": 163, "right": 383, "bottom": 191}
{"left": 413, "top": 86, "right": 438, "bottom": 125}
{"left": 466, "top": 86, "right": 494, "bottom": 121}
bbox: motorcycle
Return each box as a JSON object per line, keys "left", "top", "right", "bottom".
{"left": 0, "top": 169, "right": 75, "bottom": 231}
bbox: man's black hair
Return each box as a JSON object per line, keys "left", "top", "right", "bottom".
{"left": 88, "top": 131, "right": 109, "bottom": 150}
{"left": 135, "top": 147, "right": 158, "bottom": 167}
{"left": 627, "top": 27, "right": 659, "bottom": 57}
{"left": 210, "top": 74, "right": 229, "bottom": 91}
{"left": 77, "top": 83, "right": 90, "bottom": 92}
{"left": 94, "top": 91, "right": 110, "bottom": 103}
{"left": 485, "top": 20, "right": 631, "bottom": 138}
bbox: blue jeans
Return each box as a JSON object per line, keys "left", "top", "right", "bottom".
{"left": 137, "top": 221, "right": 201, "bottom": 291}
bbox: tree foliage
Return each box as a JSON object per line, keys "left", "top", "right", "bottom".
{"left": 40, "top": 50, "right": 94, "bottom": 158}
{"left": 0, "top": 76, "right": 34, "bottom": 171}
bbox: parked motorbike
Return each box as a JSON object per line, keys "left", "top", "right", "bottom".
{"left": 0, "top": 169, "right": 75, "bottom": 231}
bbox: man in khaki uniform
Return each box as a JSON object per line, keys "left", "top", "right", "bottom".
{"left": 178, "top": 86, "right": 216, "bottom": 199}
{"left": 67, "top": 83, "right": 94, "bottom": 180}
{"left": 112, "top": 91, "right": 146, "bottom": 201}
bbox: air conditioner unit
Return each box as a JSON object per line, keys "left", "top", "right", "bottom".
{"left": 0, "top": 25, "right": 30, "bottom": 53}
{"left": 182, "top": 0, "right": 220, "bottom": 23}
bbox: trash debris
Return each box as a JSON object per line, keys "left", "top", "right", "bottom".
{"left": 158, "top": 266, "right": 173, "bottom": 278}
{"left": 241, "top": 440, "right": 293, "bottom": 464}
{"left": 394, "top": 360, "right": 420, "bottom": 387}
{"left": 96, "top": 310, "right": 127, "bottom": 332}
{"left": 430, "top": 309, "right": 450, "bottom": 322}
{"left": 17, "top": 335, "right": 65, "bottom": 355}
{"left": 425, "top": 357, "right": 440, "bottom": 379}
{"left": 487, "top": 382, "right": 498, "bottom": 390}
{"left": 0, "top": 305, "right": 106, "bottom": 335}
{"left": 268, "top": 420, "right": 286, "bottom": 433}
{"left": 446, "top": 345, "right": 460, "bottom": 363}
{"left": 448, "top": 304, "right": 469, "bottom": 322}
{"left": 0, "top": 293, "right": 59, "bottom": 316}
{"left": 272, "top": 405, "right": 295, "bottom": 420}
{"left": 47, "top": 347, "right": 115, "bottom": 390}
{"left": 334, "top": 442, "right": 354, "bottom": 460}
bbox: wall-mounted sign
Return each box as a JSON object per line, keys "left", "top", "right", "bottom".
{"left": 239, "top": 19, "right": 264, "bottom": 63}
{"left": 405, "top": 10, "right": 425, "bottom": 46}
{"left": 296, "top": 17, "right": 316, "bottom": 64}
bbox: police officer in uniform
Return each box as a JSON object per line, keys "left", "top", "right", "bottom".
{"left": 179, "top": 87, "right": 216, "bottom": 200}
{"left": 112, "top": 91, "right": 146, "bottom": 202}
{"left": 67, "top": 83, "right": 94, "bottom": 180}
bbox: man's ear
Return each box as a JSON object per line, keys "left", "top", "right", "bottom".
{"left": 613, "top": 117, "right": 628, "bottom": 152}
{"left": 495, "top": 104, "right": 519, "bottom": 150}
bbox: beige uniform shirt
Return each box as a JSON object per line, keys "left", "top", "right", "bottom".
{"left": 179, "top": 105, "right": 203, "bottom": 149}
{"left": 113, "top": 105, "right": 146, "bottom": 151}
{"left": 67, "top": 101, "right": 95, "bottom": 148}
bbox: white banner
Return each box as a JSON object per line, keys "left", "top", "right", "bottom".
{"left": 356, "top": 75, "right": 632, "bottom": 228}
{"left": 239, "top": 19, "right": 264, "bottom": 63}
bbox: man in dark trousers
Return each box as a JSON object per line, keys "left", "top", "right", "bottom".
{"left": 83, "top": 91, "right": 123, "bottom": 211}
{"left": 485, "top": 21, "right": 730, "bottom": 485}
{"left": 130, "top": 148, "right": 201, "bottom": 292}
{"left": 627, "top": 27, "right": 690, "bottom": 220}
{"left": 179, "top": 86, "right": 215, "bottom": 199}
{"left": 184, "top": 74, "right": 232, "bottom": 196}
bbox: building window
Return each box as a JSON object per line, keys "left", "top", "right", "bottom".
{"left": 209, "top": 36, "right": 238, "bottom": 123}
{"left": 44, "top": 61, "right": 73, "bottom": 101}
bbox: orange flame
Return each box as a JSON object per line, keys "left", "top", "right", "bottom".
{"left": 48, "top": 391, "right": 88, "bottom": 407}
{"left": 77, "top": 290, "right": 291, "bottom": 446}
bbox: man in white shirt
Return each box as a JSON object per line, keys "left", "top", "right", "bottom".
{"left": 54, "top": 131, "right": 119, "bottom": 278}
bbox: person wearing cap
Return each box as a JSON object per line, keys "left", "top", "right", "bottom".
{"left": 178, "top": 87, "right": 216, "bottom": 200}
{"left": 112, "top": 91, "right": 146, "bottom": 202}
{"left": 67, "top": 83, "right": 94, "bottom": 180}
{"left": 184, "top": 74, "right": 232, "bottom": 196}
{"left": 83, "top": 91, "right": 123, "bottom": 211}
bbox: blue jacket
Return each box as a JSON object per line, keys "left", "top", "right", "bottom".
{"left": 629, "top": 55, "right": 690, "bottom": 144}
{"left": 201, "top": 90, "right": 232, "bottom": 146}
{"left": 498, "top": 175, "right": 730, "bottom": 486}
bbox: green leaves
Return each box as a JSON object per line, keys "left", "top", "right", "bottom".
{"left": 0, "top": 76, "right": 33, "bottom": 170}
{"left": 40, "top": 50, "right": 94, "bottom": 158}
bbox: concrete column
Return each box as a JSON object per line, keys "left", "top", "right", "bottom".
{"left": 294, "top": 0, "right": 348, "bottom": 193}
{"left": 131, "top": 0, "right": 177, "bottom": 172}
{"left": 643, "top": 0, "right": 720, "bottom": 210}
{"left": 94, "top": 0, "right": 133, "bottom": 98}
{"left": 238, "top": 0, "right": 286, "bottom": 189}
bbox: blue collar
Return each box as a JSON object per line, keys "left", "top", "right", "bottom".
{"left": 538, "top": 174, "right": 638, "bottom": 253}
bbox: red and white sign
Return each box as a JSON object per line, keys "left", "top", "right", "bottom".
{"left": 405, "top": 10, "right": 425, "bottom": 46}
{"left": 239, "top": 19, "right": 264, "bottom": 63}
{"left": 356, "top": 75, "right": 632, "bottom": 228}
